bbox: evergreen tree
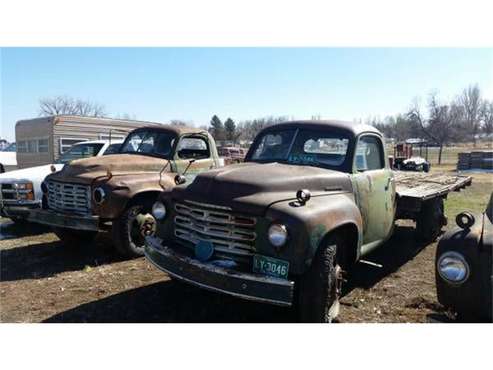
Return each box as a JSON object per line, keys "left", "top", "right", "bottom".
{"left": 224, "top": 118, "right": 237, "bottom": 142}
{"left": 209, "top": 115, "right": 224, "bottom": 141}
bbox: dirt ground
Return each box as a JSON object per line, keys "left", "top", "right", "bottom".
{"left": 1, "top": 171, "right": 491, "bottom": 323}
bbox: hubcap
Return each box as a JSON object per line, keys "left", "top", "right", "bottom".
{"left": 131, "top": 212, "right": 156, "bottom": 246}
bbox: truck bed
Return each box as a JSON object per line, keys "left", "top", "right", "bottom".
{"left": 394, "top": 171, "right": 472, "bottom": 210}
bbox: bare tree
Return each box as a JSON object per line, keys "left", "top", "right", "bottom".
{"left": 407, "top": 94, "right": 461, "bottom": 164}
{"left": 170, "top": 119, "right": 190, "bottom": 127}
{"left": 458, "top": 85, "right": 482, "bottom": 146}
{"left": 479, "top": 100, "right": 493, "bottom": 137}
{"left": 39, "top": 96, "right": 106, "bottom": 117}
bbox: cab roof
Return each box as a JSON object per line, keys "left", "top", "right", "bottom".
{"left": 132, "top": 124, "right": 207, "bottom": 136}
{"left": 263, "top": 120, "right": 383, "bottom": 137}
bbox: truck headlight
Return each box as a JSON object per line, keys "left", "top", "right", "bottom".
{"left": 268, "top": 223, "right": 288, "bottom": 248}
{"left": 93, "top": 187, "right": 106, "bottom": 205}
{"left": 152, "top": 201, "right": 167, "bottom": 220}
{"left": 437, "top": 252, "right": 469, "bottom": 284}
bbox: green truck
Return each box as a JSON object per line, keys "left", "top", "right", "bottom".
{"left": 144, "top": 120, "right": 471, "bottom": 322}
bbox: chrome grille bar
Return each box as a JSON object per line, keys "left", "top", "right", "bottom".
{"left": 47, "top": 181, "right": 91, "bottom": 215}
{"left": 174, "top": 201, "right": 256, "bottom": 258}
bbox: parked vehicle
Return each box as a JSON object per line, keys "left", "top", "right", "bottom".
{"left": 15, "top": 115, "right": 162, "bottom": 169}
{"left": 30, "top": 125, "right": 221, "bottom": 257}
{"left": 144, "top": 120, "right": 471, "bottom": 322}
{"left": 0, "top": 143, "right": 18, "bottom": 173}
{"left": 435, "top": 193, "right": 492, "bottom": 322}
{"left": 392, "top": 141, "right": 430, "bottom": 172}
{"left": 0, "top": 140, "right": 122, "bottom": 223}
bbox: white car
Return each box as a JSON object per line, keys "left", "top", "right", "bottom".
{"left": 0, "top": 140, "right": 122, "bottom": 223}
{"left": 0, "top": 143, "right": 18, "bottom": 173}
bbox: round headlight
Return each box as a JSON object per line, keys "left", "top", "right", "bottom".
{"left": 268, "top": 223, "right": 288, "bottom": 248}
{"left": 437, "top": 251, "right": 469, "bottom": 284}
{"left": 152, "top": 201, "right": 167, "bottom": 220}
{"left": 93, "top": 187, "right": 106, "bottom": 205}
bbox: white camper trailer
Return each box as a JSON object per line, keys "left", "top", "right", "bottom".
{"left": 15, "top": 115, "right": 163, "bottom": 168}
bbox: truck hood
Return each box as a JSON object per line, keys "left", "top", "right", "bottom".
{"left": 173, "top": 162, "right": 353, "bottom": 215}
{"left": 47, "top": 154, "right": 169, "bottom": 185}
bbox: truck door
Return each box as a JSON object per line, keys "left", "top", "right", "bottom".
{"left": 352, "top": 134, "right": 396, "bottom": 250}
{"left": 173, "top": 135, "right": 216, "bottom": 182}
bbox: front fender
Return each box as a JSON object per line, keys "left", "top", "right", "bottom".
{"left": 94, "top": 173, "right": 175, "bottom": 219}
{"left": 259, "top": 192, "right": 363, "bottom": 275}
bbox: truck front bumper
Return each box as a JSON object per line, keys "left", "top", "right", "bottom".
{"left": 29, "top": 209, "right": 99, "bottom": 231}
{"left": 1, "top": 202, "right": 41, "bottom": 219}
{"left": 145, "top": 236, "right": 295, "bottom": 306}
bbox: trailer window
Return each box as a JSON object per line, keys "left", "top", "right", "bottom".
{"left": 17, "top": 141, "right": 28, "bottom": 153}
{"left": 38, "top": 138, "right": 48, "bottom": 153}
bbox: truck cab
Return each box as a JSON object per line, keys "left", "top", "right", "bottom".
{"left": 30, "top": 125, "right": 220, "bottom": 257}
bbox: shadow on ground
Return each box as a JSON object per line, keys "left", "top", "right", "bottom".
{"left": 44, "top": 279, "right": 295, "bottom": 323}
{"left": 44, "top": 225, "right": 434, "bottom": 323}
{"left": 0, "top": 237, "right": 125, "bottom": 282}
{"left": 0, "top": 220, "right": 50, "bottom": 240}
{"left": 343, "top": 225, "right": 432, "bottom": 295}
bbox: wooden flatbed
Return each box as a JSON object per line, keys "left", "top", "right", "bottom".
{"left": 394, "top": 171, "right": 472, "bottom": 214}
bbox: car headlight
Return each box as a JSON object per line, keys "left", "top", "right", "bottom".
{"left": 14, "top": 182, "right": 33, "bottom": 191}
{"left": 437, "top": 251, "right": 469, "bottom": 284}
{"left": 152, "top": 201, "right": 167, "bottom": 220}
{"left": 93, "top": 187, "right": 106, "bottom": 205}
{"left": 268, "top": 223, "right": 288, "bottom": 248}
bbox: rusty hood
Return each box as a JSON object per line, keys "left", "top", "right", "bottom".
{"left": 48, "top": 154, "right": 170, "bottom": 185}
{"left": 173, "top": 162, "right": 353, "bottom": 215}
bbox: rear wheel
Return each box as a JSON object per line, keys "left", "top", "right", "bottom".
{"left": 416, "top": 198, "right": 445, "bottom": 242}
{"left": 112, "top": 203, "right": 156, "bottom": 257}
{"left": 296, "top": 236, "right": 343, "bottom": 323}
{"left": 53, "top": 227, "right": 97, "bottom": 247}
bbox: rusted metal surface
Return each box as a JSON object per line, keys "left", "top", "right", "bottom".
{"left": 435, "top": 194, "right": 492, "bottom": 321}
{"left": 147, "top": 120, "right": 474, "bottom": 308}
{"left": 36, "top": 126, "right": 219, "bottom": 228}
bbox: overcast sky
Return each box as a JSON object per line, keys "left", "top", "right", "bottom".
{"left": 1, "top": 47, "right": 492, "bottom": 142}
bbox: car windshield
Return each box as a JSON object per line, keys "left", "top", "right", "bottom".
{"left": 56, "top": 143, "right": 104, "bottom": 164}
{"left": 2, "top": 143, "right": 16, "bottom": 152}
{"left": 120, "top": 130, "right": 176, "bottom": 159}
{"left": 249, "top": 128, "right": 350, "bottom": 169}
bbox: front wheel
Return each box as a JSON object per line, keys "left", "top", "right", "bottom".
{"left": 112, "top": 204, "right": 156, "bottom": 257}
{"left": 296, "top": 237, "right": 343, "bottom": 323}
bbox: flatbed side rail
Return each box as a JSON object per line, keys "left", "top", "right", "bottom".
{"left": 394, "top": 171, "right": 472, "bottom": 215}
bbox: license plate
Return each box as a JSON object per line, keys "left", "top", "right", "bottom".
{"left": 253, "top": 254, "right": 289, "bottom": 279}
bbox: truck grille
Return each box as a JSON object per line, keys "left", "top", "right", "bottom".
{"left": 47, "top": 181, "right": 91, "bottom": 215}
{"left": 174, "top": 200, "right": 256, "bottom": 261}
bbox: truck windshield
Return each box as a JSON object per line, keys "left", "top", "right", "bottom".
{"left": 120, "top": 130, "right": 176, "bottom": 159}
{"left": 56, "top": 143, "right": 104, "bottom": 164}
{"left": 249, "top": 128, "right": 350, "bottom": 169}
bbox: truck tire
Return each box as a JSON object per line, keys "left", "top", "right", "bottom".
{"left": 112, "top": 203, "right": 156, "bottom": 257}
{"left": 53, "top": 227, "right": 97, "bottom": 247}
{"left": 296, "top": 236, "right": 342, "bottom": 323}
{"left": 416, "top": 198, "right": 445, "bottom": 242}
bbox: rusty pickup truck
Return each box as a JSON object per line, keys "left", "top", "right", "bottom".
{"left": 31, "top": 125, "right": 221, "bottom": 256}
{"left": 144, "top": 120, "right": 471, "bottom": 322}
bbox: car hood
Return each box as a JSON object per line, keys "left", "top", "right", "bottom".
{"left": 0, "top": 164, "right": 62, "bottom": 184}
{"left": 47, "top": 154, "right": 169, "bottom": 185}
{"left": 172, "top": 162, "right": 353, "bottom": 215}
